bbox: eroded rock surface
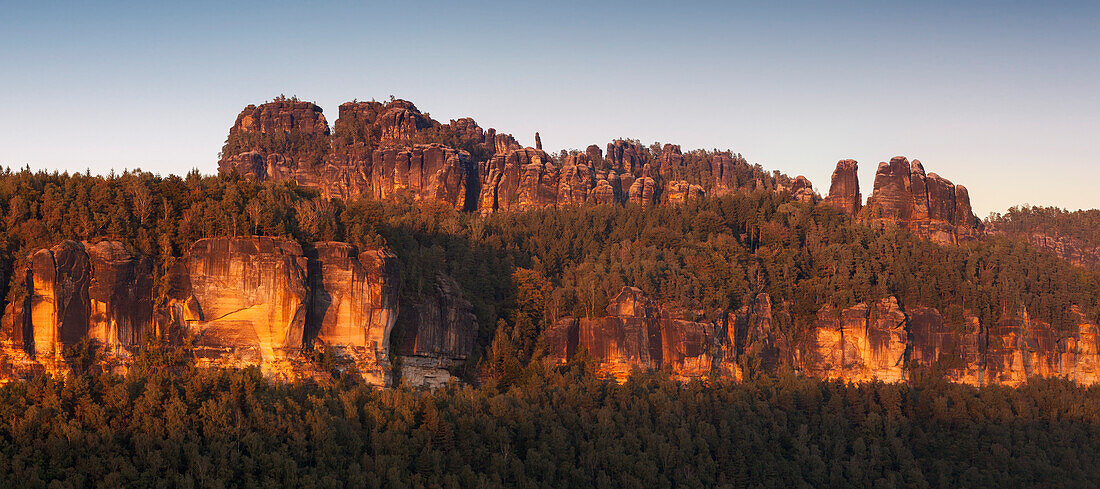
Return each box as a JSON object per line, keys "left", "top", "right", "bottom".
{"left": 547, "top": 287, "right": 716, "bottom": 381}
{"left": 864, "top": 157, "right": 983, "bottom": 244}
{"left": 164, "top": 237, "right": 310, "bottom": 375}
{"left": 308, "top": 242, "right": 400, "bottom": 385}
{"left": 393, "top": 275, "right": 479, "bottom": 387}
{"left": 0, "top": 241, "right": 152, "bottom": 377}
{"left": 823, "top": 159, "right": 861, "bottom": 216}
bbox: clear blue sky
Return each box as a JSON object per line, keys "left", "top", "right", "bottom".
{"left": 2, "top": 1, "right": 1097, "bottom": 216}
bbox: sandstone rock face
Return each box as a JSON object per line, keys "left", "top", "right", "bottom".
{"left": 230, "top": 100, "right": 330, "bottom": 140}
{"left": 627, "top": 177, "right": 658, "bottom": 207}
{"left": 394, "top": 275, "right": 479, "bottom": 387}
{"left": 478, "top": 147, "right": 560, "bottom": 213}
{"left": 219, "top": 100, "right": 811, "bottom": 213}
{"left": 863, "top": 157, "right": 982, "bottom": 244}
{"left": 219, "top": 99, "right": 517, "bottom": 203}
{"left": 308, "top": 243, "right": 400, "bottom": 385}
{"left": 657, "top": 144, "right": 684, "bottom": 179}
{"left": 664, "top": 180, "right": 704, "bottom": 205}
{"left": 824, "top": 160, "right": 861, "bottom": 216}
{"left": 789, "top": 176, "right": 816, "bottom": 203}
{"left": 906, "top": 307, "right": 984, "bottom": 384}
{"left": 371, "top": 144, "right": 479, "bottom": 210}
{"left": 0, "top": 241, "right": 152, "bottom": 377}
{"left": 166, "top": 237, "right": 310, "bottom": 375}
{"left": 546, "top": 287, "right": 716, "bottom": 381}
{"left": 727, "top": 293, "right": 788, "bottom": 377}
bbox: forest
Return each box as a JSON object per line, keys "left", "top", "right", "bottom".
{"left": 988, "top": 206, "right": 1100, "bottom": 249}
{"left": 1, "top": 165, "right": 1100, "bottom": 487}
{"left": 2, "top": 352, "right": 1100, "bottom": 489}
{"left": 0, "top": 167, "right": 1097, "bottom": 360}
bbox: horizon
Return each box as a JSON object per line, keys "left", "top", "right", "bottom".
{"left": 2, "top": 1, "right": 1098, "bottom": 217}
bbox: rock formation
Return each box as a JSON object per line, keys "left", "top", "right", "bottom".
{"left": 162, "top": 237, "right": 310, "bottom": 375}
{"left": 823, "top": 159, "right": 861, "bottom": 215}
{"left": 478, "top": 147, "right": 560, "bottom": 213}
{"left": 0, "top": 241, "right": 152, "bottom": 377}
{"left": 371, "top": 144, "right": 479, "bottom": 210}
{"left": 545, "top": 285, "right": 1100, "bottom": 387}
{"left": 219, "top": 98, "right": 517, "bottom": 203}
{"left": 546, "top": 287, "right": 716, "bottom": 381}
{"left": 218, "top": 99, "right": 812, "bottom": 214}
{"left": 393, "top": 275, "right": 479, "bottom": 388}
{"left": 823, "top": 157, "right": 982, "bottom": 244}
{"left": 157, "top": 236, "right": 471, "bottom": 386}
{"left": 308, "top": 242, "right": 400, "bottom": 385}
{"left": 863, "top": 157, "right": 983, "bottom": 244}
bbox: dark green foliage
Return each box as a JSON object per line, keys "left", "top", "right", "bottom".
{"left": 0, "top": 168, "right": 1097, "bottom": 366}
{"left": 2, "top": 361, "right": 1100, "bottom": 488}
{"left": 989, "top": 205, "right": 1100, "bottom": 249}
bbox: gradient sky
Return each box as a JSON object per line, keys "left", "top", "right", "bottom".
{"left": 2, "top": 1, "right": 1097, "bottom": 216}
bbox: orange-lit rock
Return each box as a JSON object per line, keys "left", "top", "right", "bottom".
{"left": 308, "top": 242, "right": 400, "bottom": 385}
{"left": 371, "top": 144, "right": 479, "bottom": 210}
{"left": 864, "top": 156, "right": 982, "bottom": 244}
{"left": 165, "top": 237, "right": 309, "bottom": 377}
{"left": 0, "top": 241, "right": 152, "bottom": 378}
{"left": 823, "top": 160, "right": 862, "bottom": 216}
{"left": 547, "top": 287, "right": 717, "bottom": 381}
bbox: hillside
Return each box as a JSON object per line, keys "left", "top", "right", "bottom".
{"left": 0, "top": 97, "right": 1096, "bottom": 389}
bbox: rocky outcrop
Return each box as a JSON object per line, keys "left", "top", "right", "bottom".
{"left": 219, "top": 98, "right": 517, "bottom": 203}
{"left": 218, "top": 99, "right": 812, "bottom": 213}
{"left": 0, "top": 241, "right": 152, "bottom": 377}
{"left": 478, "top": 147, "right": 560, "bottom": 213}
{"left": 393, "top": 275, "right": 479, "bottom": 388}
{"left": 308, "top": 243, "right": 400, "bottom": 385}
{"left": 664, "top": 180, "right": 704, "bottom": 205}
{"left": 371, "top": 144, "right": 479, "bottom": 210}
{"left": 863, "top": 157, "right": 983, "bottom": 244}
{"left": 545, "top": 285, "right": 1100, "bottom": 387}
{"left": 799, "top": 298, "right": 908, "bottom": 382}
{"left": 788, "top": 176, "right": 816, "bottom": 203}
{"left": 162, "top": 237, "right": 310, "bottom": 376}
{"left": 823, "top": 159, "right": 862, "bottom": 215}
{"left": 546, "top": 287, "right": 716, "bottom": 381}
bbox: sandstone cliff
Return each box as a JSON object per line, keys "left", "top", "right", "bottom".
{"left": 0, "top": 241, "right": 152, "bottom": 377}
{"left": 546, "top": 287, "right": 716, "bottom": 381}
{"left": 308, "top": 242, "right": 400, "bottom": 385}
{"left": 162, "top": 237, "right": 310, "bottom": 376}
{"left": 547, "top": 287, "right": 1100, "bottom": 386}
{"left": 393, "top": 275, "right": 479, "bottom": 388}
{"left": 822, "top": 159, "right": 861, "bottom": 215}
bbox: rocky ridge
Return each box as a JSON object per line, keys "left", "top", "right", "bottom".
{"left": 823, "top": 157, "right": 982, "bottom": 244}
{"left": 218, "top": 98, "right": 815, "bottom": 212}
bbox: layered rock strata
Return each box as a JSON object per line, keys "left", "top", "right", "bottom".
{"left": 161, "top": 237, "right": 311, "bottom": 376}
{"left": 218, "top": 99, "right": 799, "bottom": 212}
{"left": 393, "top": 275, "right": 479, "bottom": 388}
{"left": 307, "top": 242, "right": 400, "bottom": 385}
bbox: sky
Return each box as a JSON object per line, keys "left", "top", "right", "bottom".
{"left": 1, "top": 1, "right": 1097, "bottom": 216}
